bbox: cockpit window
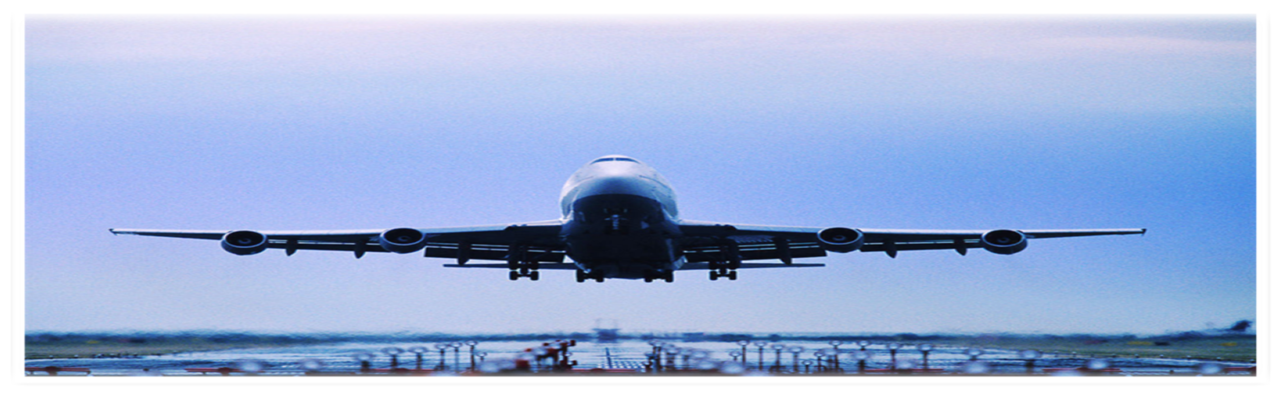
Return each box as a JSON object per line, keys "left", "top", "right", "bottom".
{"left": 590, "top": 157, "right": 639, "bottom": 164}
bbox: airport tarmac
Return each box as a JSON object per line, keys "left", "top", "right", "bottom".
{"left": 24, "top": 338, "right": 1256, "bottom": 377}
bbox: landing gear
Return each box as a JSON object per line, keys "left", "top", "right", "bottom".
{"left": 504, "top": 244, "right": 540, "bottom": 281}
{"left": 643, "top": 271, "right": 674, "bottom": 283}
{"left": 708, "top": 263, "right": 738, "bottom": 281}
{"left": 506, "top": 270, "right": 537, "bottom": 281}
{"left": 711, "top": 270, "right": 742, "bottom": 281}
{"left": 576, "top": 269, "right": 606, "bottom": 283}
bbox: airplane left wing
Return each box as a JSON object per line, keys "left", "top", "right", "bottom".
{"left": 109, "top": 220, "right": 567, "bottom": 262}
{"left": 678, "top": 221, "right": 1145, "bottom": 261}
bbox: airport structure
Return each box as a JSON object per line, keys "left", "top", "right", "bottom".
{"left": 25, "top": 336, "right": 1255, "bottom": 377}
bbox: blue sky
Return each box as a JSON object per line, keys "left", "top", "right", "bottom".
{"left": 23, "top": 15, "right": 1256, "bottom": 334}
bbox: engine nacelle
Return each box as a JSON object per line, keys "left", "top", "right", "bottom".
{"left": 980, "top": 229, "right": 1028, "bottom": 255}
{"left": 379, "top": 228, "right": 427, "bottom": 254}
{"left": 221, "top": 230, "right": 268, "bottom": 255}
{"left": 817, "top": 227, "right": 865, "bottom": 253}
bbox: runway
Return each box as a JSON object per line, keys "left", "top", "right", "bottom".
{"left": 24, "top": 337, "right": 1256, "bottom": 376}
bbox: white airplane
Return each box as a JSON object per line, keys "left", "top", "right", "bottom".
{"left": 111, "top": 155, "right": 1145, "bottom": 282}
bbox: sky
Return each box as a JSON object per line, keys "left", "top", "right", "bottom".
{"left": 21, "top": 15, "right": 1257, "bottom": 335}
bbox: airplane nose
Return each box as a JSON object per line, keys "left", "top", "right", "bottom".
{"left": 574, "top": 175, "right": 655, "bottom": 198}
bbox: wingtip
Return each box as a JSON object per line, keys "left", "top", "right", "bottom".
{"left": 109, "top": 228, "right": 117, "bottom": 235}
{"left": 1141, "top": 228, "right": 1147, "bottom": 236}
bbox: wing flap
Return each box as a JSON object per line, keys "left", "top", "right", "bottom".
{"left": 682, "top": 241, "right": 827, "bottom": 263}
{"left": 679, "top": 262, "right": 825, "bottom": 270}
{"left": 443, "top": 262, "right": 576, "bottom": 269}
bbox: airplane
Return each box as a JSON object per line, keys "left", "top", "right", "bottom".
{"left": 111, "top": 155, "right": 1145, "bottom": 282}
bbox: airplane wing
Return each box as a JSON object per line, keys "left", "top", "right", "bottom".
{"left": 109, "top": 220, "right": 567, "bottom": 262}
{"left": 678, "top": 220, "right": 1145, "bottom": 261}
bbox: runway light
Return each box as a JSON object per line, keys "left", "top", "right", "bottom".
{"left": 770, "top": 344, "right": 786, "bottom": 372}
{"left": 408, "top": 346, "right": 428, "bottom": 370}
{"left": 886, "top": 343, "right": 900, "bottom": 370}
{"left": 852, "top": 350, "right": 869, "bottom": 374}
{"left": 353, "top": 352, "right": 374, "bottom": 373}
{"left": 753, "top": 342, "right": 768, "bottom": 370}
{"left": 788, "top": 346, "right": 804, "bottom": 373}
{"left": 382, "top": 347, "right": 404, "bottom": 369}
{"left": 916, "top": 344, "right": 934, "bottom": 370}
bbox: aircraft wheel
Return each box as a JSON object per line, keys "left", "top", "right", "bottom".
{"left": 663, "top": 272, "right": 674, "bottom": 283}
{"left": 709, "top": 271, "right": 718, "bottom": 281}
{"left": 644, "top": 276, "right": 653, "bottom": 283}
{"left": 509, "top": 271, "right": 519, "bottom": 281}
{"left": 529, "top": 271, "right": 539, "bottom": 281}
{"left": 728, "top": 271, "right": 737, "bottom": 280}
{"left": 595, "top": 276, "right": 605, "bottom": 283}
{"left": 575, "top": 270, "right": 586, "bottom": 283}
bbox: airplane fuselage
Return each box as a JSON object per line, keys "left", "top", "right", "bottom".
{"left": 558, "top": 156, "right": 685, "bottom": 279}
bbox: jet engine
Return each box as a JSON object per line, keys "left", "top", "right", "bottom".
{"left": 817, "top": 227, "right": 865, "bottom": 253}
{"left": 221, "top": 230, "right": 268, "bottom": 255}
{"left": 379, "top": 228, "right": 427, "bottom": 253}
{"left": 980, "top": 229, "right": 1028, "bottom": 255}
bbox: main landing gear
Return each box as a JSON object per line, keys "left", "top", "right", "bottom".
{"left": 575, "top": 269, "right": 605, "bottom": 283}
{"left": 506, "top": 262, "right": 537, "bottom": 280}
{"left": 642, "top": 271, "right": 674, "bottom": 283}
{"left": 507, "top": 245, "right": 540, "bottom": 281}
{"left": 708, "top": 261, "right": 738, "bottom": 281}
